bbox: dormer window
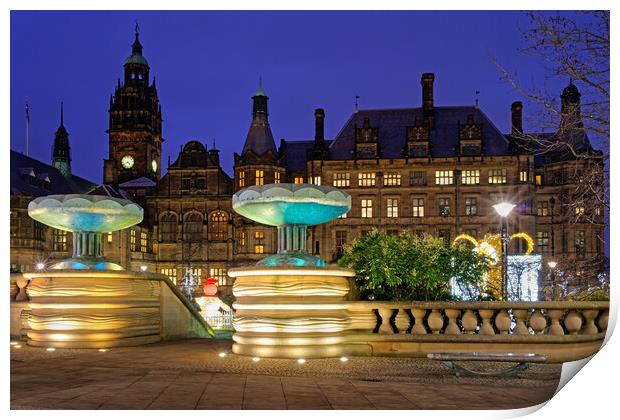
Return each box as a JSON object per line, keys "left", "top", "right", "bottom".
{"left": 355, "top": 117, "right": 379, "bottom": 158}
{"left": 459, "top": 114, "right": 482, "bottom": 155}
{"left": 407, "top": 117, "right": 430, "bottom": 157}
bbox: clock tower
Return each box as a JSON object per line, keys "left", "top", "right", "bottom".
{"left": 104, "top": 25, "right": 162, "bottom": 186}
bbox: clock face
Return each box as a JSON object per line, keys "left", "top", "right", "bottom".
{"left": 151, "top": 159, "right": 158, "bottom": 173}
{"left": 121, "top": 155, "right": 135, "bottom": 169}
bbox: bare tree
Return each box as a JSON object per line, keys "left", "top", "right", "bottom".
{"left": 494, "top": 11, "right": 609, "bottom": 222}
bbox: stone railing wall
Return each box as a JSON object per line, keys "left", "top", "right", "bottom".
{"left": 344, "top": 301, "right": 609, "bottom": 362}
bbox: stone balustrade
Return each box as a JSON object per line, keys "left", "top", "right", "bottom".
{"left": 344, "top": 301, "right": 608, "bottom": 362}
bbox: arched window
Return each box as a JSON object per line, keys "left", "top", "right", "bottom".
{"left": 209, "top": 211, "right": 228, "bottom": 241}
{"left": 159, "top": 213, "right": 178, "bottom": 242}
{"left": 183, "top": 212, "right": 203, "bottom": 242}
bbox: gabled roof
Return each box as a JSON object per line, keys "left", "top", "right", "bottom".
{"left": 10, "top": 150, "right": 95, "bottom": 197}
{"left": 329, "top": 106, "right": 510, "bottom": 159}
{"left": 118, "top": 176, "right": 157, "bottom": 189}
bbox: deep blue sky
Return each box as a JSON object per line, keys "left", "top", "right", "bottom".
{"left": 11, "top": 10, "right": 581, "bottom": 181}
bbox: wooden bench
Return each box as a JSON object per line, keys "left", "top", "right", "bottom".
{"left": 427, "top": 352, "right": 547, "bottom": 377}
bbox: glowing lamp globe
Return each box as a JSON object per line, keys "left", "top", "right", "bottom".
{"left": 492, "top": 202, "right": 516, "bottom": 218}
{"left": 232, "top": 184, "right": 351, "bottom": 267}
{"left": 28, "top": 194, "right": 143, "bottom": 270}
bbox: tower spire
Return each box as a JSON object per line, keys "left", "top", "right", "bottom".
{"left": 52, "top": 101, "right": 71, "bottom": 178}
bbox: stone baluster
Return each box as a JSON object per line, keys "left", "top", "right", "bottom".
{"left": 581, "top": 310, "right": 600, "bottom": 335}
{"left": 394, "top": 308, "right": 410, "bottom": 334}
{"left": 377, "top": 308, "right": 394, "bottom": 334}
{"left": 495, "top": 309, "right": 512, "bottom": 334}
{"left": 427, "top": 309, "right": 444, "bottom": 334}
{"left": 512, "top": 309, "right": 530, "bottom": 335}
{"left": 478, "top": 309, "right": 496, "bottom": 335}
{"left": 528, "top": 309, "right": 547, "bottom": 335}
{"left": 564, "top": 310, "right": 583, "bottom": 335}
{"left": 461, "top": 309, "right": 478, "bottom": 334}
{"left": 547, "top": 309, "right": 565, "bottom": 336}
{"left": 597, "top": 309, "right": 609, "bottom": 333}
{"left": 444, "top": 309, "right": 461, "bottom": 335}
{"left": 15, "top": 277, "right": 29, "bottom": 302}
{"left": 411, "top": 308, "right": 428, "bottom": 334}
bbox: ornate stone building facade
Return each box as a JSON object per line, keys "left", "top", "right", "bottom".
{"left": 10, "top": 31, "right": 605, "bottom": 296}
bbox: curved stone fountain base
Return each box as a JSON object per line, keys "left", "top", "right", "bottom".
{"left": 230, "top": 266, "right": 355, "bottom": 359}
{"left": 23, "top": 270, "right": 213, "bottom": 348}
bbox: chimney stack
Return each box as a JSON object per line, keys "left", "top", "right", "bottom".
{"left": 421, "top": 73, "right": 435, "bottom": 127}
{"left": 314, "top": 108, "right": 325, "bottom": 142}
{"left": 511, "top": 101, "right": 523, "bottom": 135}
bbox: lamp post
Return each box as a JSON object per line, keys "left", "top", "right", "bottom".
{"left": 492, "top": 202, "right": 516, "bottom": 301}
{"left": 547, "top": 260, "right": 558, "bottom": 301}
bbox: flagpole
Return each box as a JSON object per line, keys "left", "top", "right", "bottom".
{"left": 25, "top": 97, "right": 30, "bottom": 156}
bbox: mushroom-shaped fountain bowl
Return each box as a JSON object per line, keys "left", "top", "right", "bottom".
{"left": 232, "top": 184, "right": 351, "bottom": 267}
{"left": 28, "top": 194, "right": 143, "bottom": 270}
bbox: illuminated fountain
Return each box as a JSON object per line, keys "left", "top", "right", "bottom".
{"left": 28, "top": 194, "right": 143, "bottom": 270}
{"left": 22, "top": 194, "right": 213, "bottom": 348}
{"left": 230, "top": 184, "right": 355, "bottom": 358}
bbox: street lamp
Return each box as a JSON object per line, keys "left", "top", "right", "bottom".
{"left": 547, "top": 261, "right": 558, "bottom": 300}
{"left": 140, "top": 265, "right": 148, "bottom": 272}
{"left": 493, "top": 202, "right": 516, "bottom": 300}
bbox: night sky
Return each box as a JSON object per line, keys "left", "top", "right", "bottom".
{"left": 10, "top": 10, "right": 593, "bottom": 181}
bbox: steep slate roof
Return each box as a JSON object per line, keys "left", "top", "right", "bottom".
{"left": 10, "top": 150, "right": 95, "bottom": 197}
{"left": 242, "top": 117, "right": 277, "bottom": 155}
{"left": 328, "top": 106, "right": 510, "bottom": 159}
{"left": 281, "top": 140, "right": 332, "bottom": 172}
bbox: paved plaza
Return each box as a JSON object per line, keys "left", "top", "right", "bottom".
{"left": 11, "top": 339, "right": 561, "bottom": 410}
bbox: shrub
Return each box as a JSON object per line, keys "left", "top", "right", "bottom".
{"left": 338, "top": 230, "right": 491, "bottom": 301}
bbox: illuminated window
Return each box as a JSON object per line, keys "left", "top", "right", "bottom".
{"left": 575, "top": 206, "right": 585, "bottom": 216}
{"left": 361, "top": 199, "right": 373, "bottom": 218}
{"left": 52, "top": 229, "right": 68, "bottom": 252}
{"left": 255, "top": 170, "right": 264, "bottom": 185}
{"left": 575, "top": 230, "right": 586, "bottom": 258}
{"left": 535, "top": 175, "right": 542, "bottom": 185}
{"left": 140, "top": 231, "right": 148, "bottom": 253}
{"left": 294, "top": 176, "right": 304, "bottom": 184}
{"left": 210, "top": 267, "right": 230, "bottom": 286}
{"left": 333, "top": 172, "right": 350, "bottom": 187}
{"left": 387, "top": 198, "right": 399, "bottom": 218}
{"left": 311, "top": 176, "right": 322, "bottom": 185}
{"left": 107, "top": 232, "right": 113, "bottom": 243}
{"left": 130, "top": 229, "right": 137, "bottom": 252}
{"left": 520, "top": 170, "right": 528, "bottom": 182}
{"left": 435, "top": 170, "right": 453, "bottom": 185}
{"left": 238, "top": 171, "right": 245, "bottom": 187}
{"left": 183, "top": 212, "right": 203, "bottom": 242}
{"left": 159, "top": 213, "right": 178, "bottom": 242}
{"left": 410, "top": 171, "right": 426, "bottom": 186}
{"left": 274, "top": 171, "right": 281, "bottom": 184}
{"left": 438, "top": 198, "right": 451, "bottom": 216}
{"left": 358, "top": 172, "right": 376, "bottom": 187}
{"left": 239, "top": 231, "right": 246, "bottom": 246}
{"left": 210, "top": 211, "right": 228, "bottom": 241}
{"left": 465, "top": 198, "right": 477, "bottom": 216}
{"left": 537, "top": 201, "right": 549, "bottom": 216}
{"left": 160, "top": 268, "right": 177, "bottom": 283}
{"left": 412, "top": 198, "right": 424, "bottom": 217}
{"left": 254, "top": 231, "right": 265, "bottom": 254}
{"left": 595, "top": 207, "right": 602, "bottom": 216}
{"left": 335, "top": 231, "right": 347, "bottom": 259}
{"left": 536, "top": 231, "right": 549, "bottom": 252}
{"left": 488, "top": 169, "right": 507, "bottom": 184}
{"left": 383, "top": 172, "right": 401, "bottom": 186}
{"left": 461, "top": 170, "right": 480, "bottom": 185}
